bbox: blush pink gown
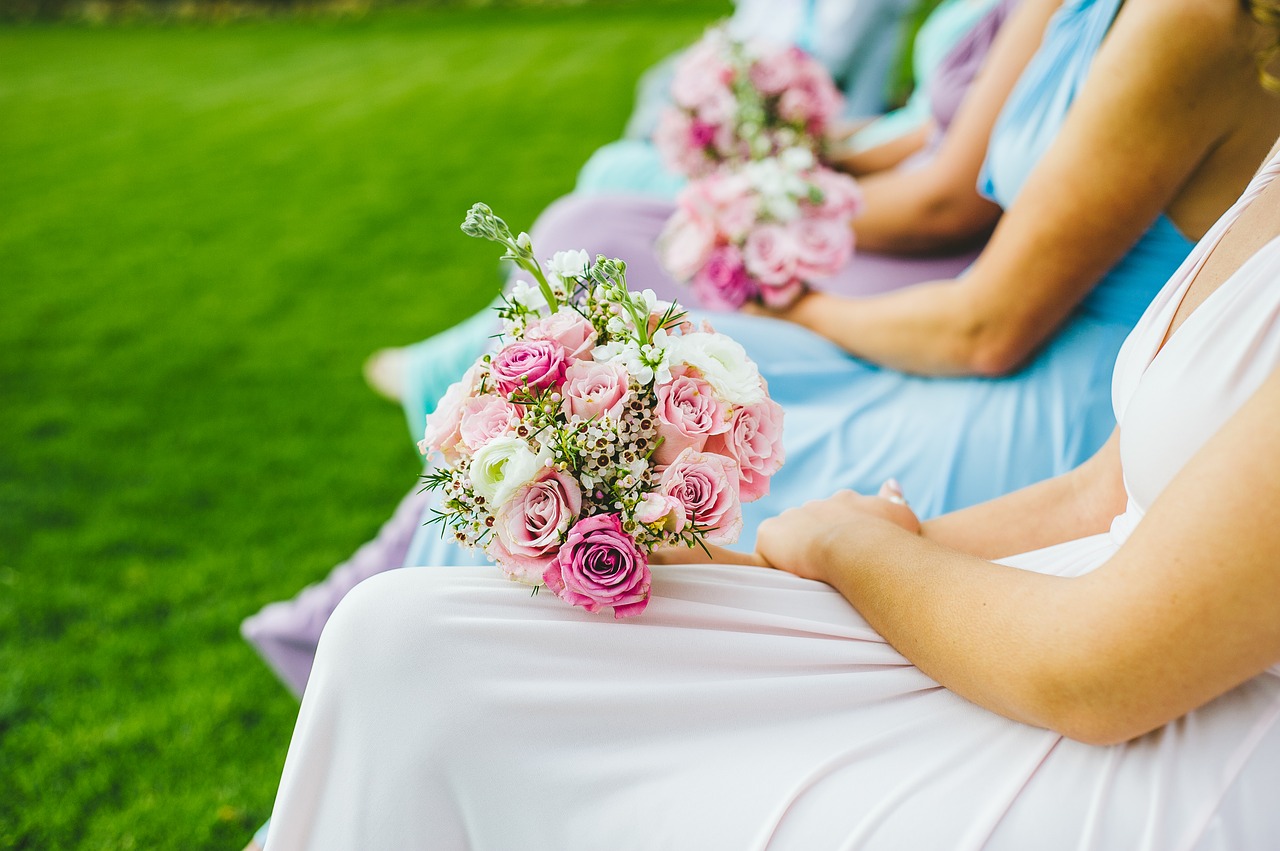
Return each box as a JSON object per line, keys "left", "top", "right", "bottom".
{"left": 263, "top": 151, "right": 1280, "bottom": 850}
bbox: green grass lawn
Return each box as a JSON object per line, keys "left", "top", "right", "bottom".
{"left": 0, "top": 5, "right": 725, "bottom": 846}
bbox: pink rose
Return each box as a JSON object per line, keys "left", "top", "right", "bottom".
{"left": 747, "top": 47, "right": 800, "bottom": 95}
{"left": 690, "top": 171, "right": 757, "bottom": 240}
{"left": 654, "top": 370, "right": 730, "bottom": 465}
{"left": 704, "top": 398, "right": 785, "bottom": 503}
{"left": 524, "top": 310, "right": 598, "bottom": 361}
{"left": 635, "top": 491, "right": 686, "bottom": 534}
{"left": 419, "top": 364, "right": 483, "bottom": 463}
{"left": 793, "top": 216, "right": 853, "bottom": 280}
{"left": 670, "top": 39, "right": 734, "bottom": 110}
{"left": 458, "top": 395, "right": 520, "bottom": 452}
{"left": 656, "top": 109, "right": 712, "bottom": 178}
{"left": 692, "top": 244, "right": 758, "bottom": 310}
{"left": 658, "top": 208, "right": 718, "bottom": 283}
{"left": 777, "top": 86, "right": 819, "bottom": 126}
{"left": 742, "top": 223, "right": 800, "bottom": 287}
{"left": 561, "top": 360, "right": 631, "bottom": 422}
{"left": 808, "top": 167, "right": 862, "bottom": 218}
{"left": 489, "top": 469, "right": 583, "bottom": 584}
{"left": 758, "top": 279, "right": 807, "bottom": 309}
{"left": 659, "top": 448, "right": 742, "bottom": 544}
{"left": 543, "top": 513, "right": 650, "bottom": 618}
{"left": 489, "top": 340, "right": 567, "bottom": 397}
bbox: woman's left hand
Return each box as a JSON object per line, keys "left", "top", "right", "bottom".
{"left": 755, "top": 486, "right": 920, "bottom": 582}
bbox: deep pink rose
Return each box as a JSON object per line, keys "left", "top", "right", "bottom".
{"left": 524, "top": 310, "right": 597, "bottom": 361}
{"left": 654, "top": 371, "right": 730, "bottom": 465}
{"left": 659, "top": 448, "right": 742, "bottom": 544}
{"left": 489, "top": 469, "right": 583, "bottom": 584}
{"left": 543, "top": 513, "right": 650, "bottom": 618}
{"left": 658, "top": 208, "right": 718, "bottom": 282}
{"left": 490, "top": 340, "right": 567, "bottom": 397}
{"left": 419, "top": 364, "right": 483, "bottom": 463}
{"left": 689, "top": 118, "right": 719, "bottom": 149}
{"left": 704, "top": 397, "right": 785, "bottom": 503}
{"left": 793, "top": 216, "right": 853, "bottom": 280}
{"left": 458, "top": 395, "right": 520, "bottom": 452}
{"left": 742, "top": 223, "right": 800, "bottom": 287}
{"left": 692, "top": 244, "right": 758, "bottom": 310}
{"left": 561, "top": 360, "right": 631, "bottom": 421}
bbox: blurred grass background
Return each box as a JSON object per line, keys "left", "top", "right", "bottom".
{"left": 0, "top": 4, "right": 728, "bottom": 847}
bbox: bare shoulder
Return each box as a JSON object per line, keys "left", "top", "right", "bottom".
{"left": 1114, "top": 0, "right": 1259, "bottom": 73}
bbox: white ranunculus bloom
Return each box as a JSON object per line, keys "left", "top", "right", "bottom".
{"left": 469, "top": 437, "right": 548, "bottom": 509}
{"left": 666, "top": 331, "right": 765, "bottom": 406}
{"left": 545, "top": 249, "right": 590, "bottom": 280}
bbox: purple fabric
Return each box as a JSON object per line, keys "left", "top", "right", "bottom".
{"left": 528, "top": 194, "right": 981, "bottom": 303}
{"left": 930, "top": 0, "right": 1023, "bottom": 133}
{"left": 241, "top": 485, "right": 430, "bottom": 697}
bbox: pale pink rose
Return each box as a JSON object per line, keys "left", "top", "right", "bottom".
{"left": 458, "top": 395, "right": 520, "bottom": 452}
{"left": 747, "top": 47, "right": 800, "bottom": 95}
{"left": 695, "top": 171, "right": 759, "bottom": 240}
{"left": 561, "top": 360, "right": 631, "bottom": 421}
{"left": 758, "top": 279, "right": 807, "bottom": 309}
{"left": 808, "top": 166, "right": 862, "bottom": 218}
{"left": 670, "top": 39, "right": 735, "bottom": 110}
{"left": 692, "top": 244, "right": 758, "bottom": 310}
{"left": 544, "top": 513, "right": 650, "bottom": 618}
{"left": 489, "top": 340, "right": 567, "bottom": 397}
{"left": 654, "top": 371, "right": 730, "bottom": 464}
{"left": 489, "top": 469, "right": 583, "bottom": 584}
{"left": 658, "top": 208, "right": 718, "bottom": 282}
{"left": 524, "top": 310, "right": 597, "bottom": 361}
{"left": 781, "top": 83, "right": 820, "bottom": 123}
{"left": 655, "top": 108, "right": 705, "bottom": 177}
{"left": 635, "top": 491, "right": 687, "bottom": 534}
{"left": 659, "top": 448, "right": 742, "bottom": 544}
{"left": 742, "top": 223, "right": 801, "bottom": 287}
{"left": 792, "top": 216, "right": 853, "bottom": 280}
{"left": 419, "top": 364, "right": 483, "bottom": 463}
{"left": 704, "top": 397, "right": 785, "bottom": 502}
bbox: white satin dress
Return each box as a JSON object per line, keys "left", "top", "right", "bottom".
{"left": 264, "top": 152, "right": 1280, "bottom": 850}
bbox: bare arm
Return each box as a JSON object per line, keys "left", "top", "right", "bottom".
{"left": 850, "top": 0, "right": 1060, "bottom": 254}
{"left": 831, "top": 122, "right": 933, "bottom": 178}
{"left": 769, "top": 0, "right": 1259, "bottom": 377}
{"left": 757, "top": 366, "right": 1280, "bottom": 745}
{"left": 921, "top": 428, "right": 1126, "bottom": 558}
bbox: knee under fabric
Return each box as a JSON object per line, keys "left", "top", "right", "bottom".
{"left": 399, "top": 301, "right": 498, "bottom": 445}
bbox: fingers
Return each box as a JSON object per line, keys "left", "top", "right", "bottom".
{"left": 878, "top": 478, "right": 908, "bottom": 506}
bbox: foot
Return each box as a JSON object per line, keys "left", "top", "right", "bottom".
{"left": 363, "top": 347, "right": 407, "bottom": 402}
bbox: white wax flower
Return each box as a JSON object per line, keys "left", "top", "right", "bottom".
{"left": 666, "top": 331, "right": 764, "bottom": 406}
{"left": 469, "top": 436, "right": 548, "bottom": 509}
{"left": 546, "top": 249, "right": 590, "bottom": 280}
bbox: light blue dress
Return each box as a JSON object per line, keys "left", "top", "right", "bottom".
{"left": 403, "top": 0, "right": 1194, "bottom": 566}
{"left": 575, "top": 0, "right": 996, "bottom": 198}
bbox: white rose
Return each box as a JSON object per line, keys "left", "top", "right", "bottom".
{"left": 666, "top": 331, "right": 764, "bottom": 406}
{"left": 469, "top": 436, "right": 548, "bottom": 509}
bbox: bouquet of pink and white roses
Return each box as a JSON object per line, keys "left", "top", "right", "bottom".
{"left": 655, "top": 26, "right": 845, "bottom": 180}
{"left": 418, "top": 204, "right": 785, "bottom": 619}
{"left": 658, "top": 148, "right": 862, "bottom": 310}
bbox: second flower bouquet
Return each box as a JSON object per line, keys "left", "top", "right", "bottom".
{"left": 418, "top": 204, "right": 785, "bottom": 618}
